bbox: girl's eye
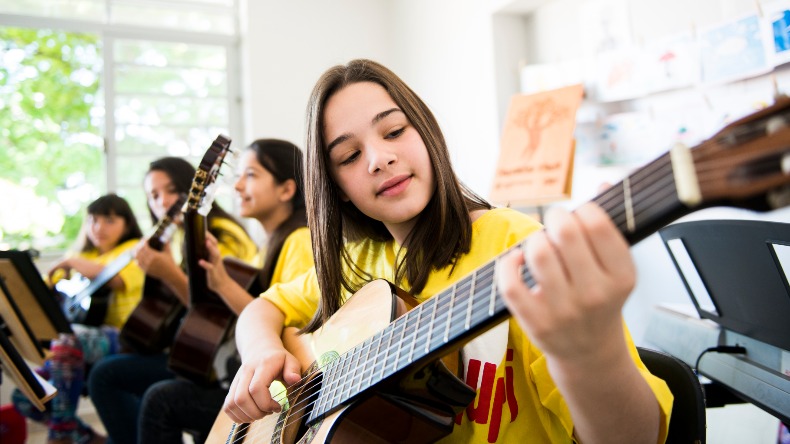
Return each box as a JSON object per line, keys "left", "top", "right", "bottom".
{"left": 340, "top": 151, "right": 360, "bottom": 166}
{"left": 385, "top": 127, "right": 405, "bottom": 139}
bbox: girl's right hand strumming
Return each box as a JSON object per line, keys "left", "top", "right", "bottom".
{"left": 223, "top": 342, "right": 302, "bottom": 423}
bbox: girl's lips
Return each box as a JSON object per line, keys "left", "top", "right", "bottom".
{"left": 377, "top": 175, "right": 411, "bottom": 196}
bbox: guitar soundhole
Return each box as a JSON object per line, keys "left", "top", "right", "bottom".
{"left": 278, "top": 371, "right": 324, "bottom": 444}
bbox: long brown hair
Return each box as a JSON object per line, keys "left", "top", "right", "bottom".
{"left": 246, "top": 139, "right": 307, "bottom": 290}
{"left": 303, "top": 59, "right": 490, "bottom": 332}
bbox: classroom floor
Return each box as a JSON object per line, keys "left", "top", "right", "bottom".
{"left": 25, "top": 398, "right": 106, "bottom": 443}
{"left": 24, "top": 400, "right": 196, "bottom": 444}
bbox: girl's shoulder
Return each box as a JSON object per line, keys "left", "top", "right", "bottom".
{"left": 284, "top": 226, "right": 311, "bottom": 242}
{"left": 282, "top": 226, "right": 312, "bottom": 251}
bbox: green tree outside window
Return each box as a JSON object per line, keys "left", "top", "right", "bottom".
{"left": 0, "top": 26, "right": 104, "bottom": 252}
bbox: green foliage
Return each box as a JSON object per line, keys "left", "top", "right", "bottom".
{"left": 0, "top": 27, "right": 104, "bottom": 251}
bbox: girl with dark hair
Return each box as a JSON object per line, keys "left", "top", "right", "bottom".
{"left": 135, "top": 156, "right": 257, "bottom": 305}
{"left": 223, "top": 59, "right": 673, "bottom": 443}
{"left": 135, "top": 138, "right": 313, "bottom": 444}
{"left": 13, "top": 193, "right": 145, "bottom": 444}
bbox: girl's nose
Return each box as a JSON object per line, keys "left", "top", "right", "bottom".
{"left": 367, "top": 145, "right": 397, "bottom": 174}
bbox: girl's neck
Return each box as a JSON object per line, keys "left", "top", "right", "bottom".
{"left": 257, "top": 204, "right": 293, "bottom": 236}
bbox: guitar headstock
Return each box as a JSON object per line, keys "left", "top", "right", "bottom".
{"left": 147, "top": 193, "right": 187, "bottom": 250}
{"left": 691, "top": 97, "right": 790, "bottom": 211}
{"left": 185, "top": 134, "right": 232, "bottom": 217}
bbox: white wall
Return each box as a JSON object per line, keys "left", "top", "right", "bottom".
{"left": 239, "top": 0, "right": 396, "bottom": 149}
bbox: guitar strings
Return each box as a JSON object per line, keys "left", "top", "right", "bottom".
{"left": 229, "top": 151, "right": 692, "bottom": 442}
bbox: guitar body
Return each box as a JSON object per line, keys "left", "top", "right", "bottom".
{"left": 55, "top": 277, "right": 111, "bottom": 326}
{"left": 55, "top": 248, "right": 139, "bottom": 327}
{"left": 167, "top": 300, "right": 235, "bottom": 383}
{"left": 207, "top": 280, "right": 474, "bottom": 444}
{"left": 119, "top": 277, "right": 184, "bottom": 354}
{"left": 167, "top": 256, "right": 262, "bottom": 380}
{"left": 120, "top": 195, "right": 188, "bottom": 354}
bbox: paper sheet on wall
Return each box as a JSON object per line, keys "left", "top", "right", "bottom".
{"left": 490, "top": 84, "right": 583, "bottom": 206}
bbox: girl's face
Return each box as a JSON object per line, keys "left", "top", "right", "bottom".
{"left": 144, "top": 170, "right": 181, "bottom": 222}
{"left": 87, "top": 213, "right": 127, "bottom": 254}
{"left": 234, "top": 149, "right": 289, "bottom": 222}
{"left": 323, "top": 81, "right": 435, "bottom": 244}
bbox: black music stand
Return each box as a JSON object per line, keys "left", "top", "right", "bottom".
{"left": 0, "top": 250, "right": 72, "bottom": 359}
{"left": 659, "top": 219, "right": 790, "bottom": 352}
{"left": 659, "top": 219, "right": 790, "bottom": 423}
{"left": 0, "top": 317, "right": 57, "bottom": 411}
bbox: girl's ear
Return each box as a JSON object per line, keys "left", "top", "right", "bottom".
{"left": 279, "top": 179, "right": 297, "bottom": 202}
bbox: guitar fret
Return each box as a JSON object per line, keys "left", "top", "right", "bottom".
{"left": 465, "top": 271, "right": 476, "bottom": 330}
{"left": 489, "top": 260, "right": 499, "bottom": 316}
{"left": 344, "top": 346, "right": 358, "bottom": 401}
{"left": 623, "top": 177, "right": 635, "bottom": 233}
{"left": 367, "top": 331, "right": 384, "bottom": 388}
{"left": 380, "top": 317, "right": 401, "bottom": 380}
{"left": 443, "top": 282, "right": 458, "bottom": 343}
{"left": 428, "top": 289, "right": 453, "bottom": 351}
{"left": 396, "top": 314, "right": 409, "bottom": 370}
{"left": 424, "top": 297, "right": 438, "bottom": 354}
{"left": 320, "top": 362, "right": 334, "bottom": 414}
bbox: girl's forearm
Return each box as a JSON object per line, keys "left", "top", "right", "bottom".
{"left": 235, "top": 297, "right": 286, "bottom": 359}
{"left": 548, "top": 336, "right": 660, "bottom": 444}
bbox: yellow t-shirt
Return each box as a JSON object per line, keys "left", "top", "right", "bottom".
{"left": 269, "top": 227, "right": 313, "bottom": 286}
{"left": 211, "top": 217, "right": 258, "bottom": 264}
{"left": 261, "top": 207, "right": 673, "bottom": 443}
{"left": 80, "top": 238, "right": 145, "bottom": 328}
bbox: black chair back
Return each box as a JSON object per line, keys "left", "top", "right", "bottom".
{"left": 638, "top": 347, "right": 706, "bottom": 444}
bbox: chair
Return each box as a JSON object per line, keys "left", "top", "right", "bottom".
{"left": 638, "top": 347, "right": 706, "bottom": 444}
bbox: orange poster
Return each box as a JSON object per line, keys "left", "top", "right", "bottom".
{"left": 490, "top": 84, "right": 583, "bottom": 206}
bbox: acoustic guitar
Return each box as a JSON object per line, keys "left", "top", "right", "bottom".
{"left": 207, "top": 97, "right": 790, "bottom": 443}
{"left": 118, "top": 194, "right": 187, "bottom": 354}
{"left": 167, "top": 134, "right": 258, "bottom": 384}
{"left": 54, "top": 256, "right": 125, "bottom": 326}
{"left": 55, "top": 198, "right": 183, "bottom": 326}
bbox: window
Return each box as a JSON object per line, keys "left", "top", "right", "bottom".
{"left": 0, "top": 0, "right": 241, "bottom": 252}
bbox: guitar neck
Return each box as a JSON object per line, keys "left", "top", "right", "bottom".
{"left": 74, "top": 250, "right": 134, "bottom": 300}
{"left": 310, "top": 153, "right": 695, "bottom": 421}
{"left": 184, "top": 211, "right": 217, "bottom": 305}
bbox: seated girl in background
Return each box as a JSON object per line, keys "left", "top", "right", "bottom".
{"left": 13, "top": 193, "right": 145, "bottom": 444}
{"left": 134, "top": 156, "right": 258, "bottom": 305}
{"left": 136, "top": 138, "right": 313, "bottom": 444}
{"left": 222, "top": 59, "right": 673, "bottom": 443}
{"left": 88, "top": 156, "right": 257, "bottom": 444}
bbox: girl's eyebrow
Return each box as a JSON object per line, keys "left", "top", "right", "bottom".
{"left": 327, "top": 107, "right": 403, "bottom": 152}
